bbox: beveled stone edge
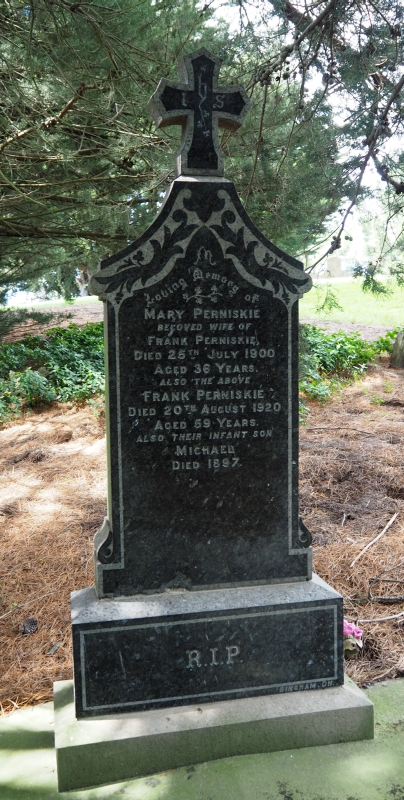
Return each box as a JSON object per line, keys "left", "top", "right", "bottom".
{"left": 71, "top": 572, "right": 342, "bottom": 625}
{"left": 55, "top": 676, "right": 373, "bottom": 745}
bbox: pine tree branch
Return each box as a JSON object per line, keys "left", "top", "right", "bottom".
{"left": 248, "top": 0, "right": 339, "bottom": 88}
{"left": 309, "top": 72, "right": 404, "bottom": 270}
{"left": 0, "top": 224, "right": 131, "bottom": 241}
{"left": 0, "top": 173, "right": 154, "bottom": 190}
{"left": 366, "top": 74, "right": 404, "bottom": 146}
{"left": 245, "top": 84, "right": 268, "bottom": 209}
{"left": 0, "top": 84, "right": 98, "bottom": 155}
{"left": 371, "top": 154, "right": 404, "bottom": 195}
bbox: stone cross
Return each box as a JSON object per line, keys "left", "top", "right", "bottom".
{"left": 148, "top": 48, "right": 251, "bottom": 176}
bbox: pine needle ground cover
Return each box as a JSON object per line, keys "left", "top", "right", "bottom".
{"left": 300, "top": 362, "right": 404, "bottom": 687}
{"left": 1, "top": 322, "right": 404, "bottom": 713}
{"left": 0, "top": 405, "right": 106, "bottom": 713}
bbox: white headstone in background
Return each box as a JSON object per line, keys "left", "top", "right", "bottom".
{"left": 326, "top": 256, "right": 344, "bottom": 277}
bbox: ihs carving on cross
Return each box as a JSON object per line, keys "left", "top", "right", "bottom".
{"left": 148, "top": 48, "right": 251, "bottom": 177}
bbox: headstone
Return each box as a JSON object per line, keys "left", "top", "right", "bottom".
{"left": 55, "top": 50, "right": 373, "bottom": 791}
{"left": 326, "top": 255, "right": 344, "bottom": 277}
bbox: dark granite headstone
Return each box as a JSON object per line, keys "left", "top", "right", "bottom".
{"left": 91, "top": 176, "right": 312, "bottom": 598}
{"left": 71, "top": 47, "right": 344, "bottom": 719}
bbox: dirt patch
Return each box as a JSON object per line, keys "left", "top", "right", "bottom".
{"left": 300, "top": 317, "right": 392, "bottom": 342}
{"left": 4, "top": 302, "right": 104, "bottom": 342}
{"left": 1, "top": 358, "right": 404, "bottom": 713}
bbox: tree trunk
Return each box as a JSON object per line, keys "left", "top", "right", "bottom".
{"left": 391, "top": 330, "right": 404, "bottom": 368}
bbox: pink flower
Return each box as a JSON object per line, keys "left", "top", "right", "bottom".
{"left": 343, "top": 619, "right": 363, "bottom": 639}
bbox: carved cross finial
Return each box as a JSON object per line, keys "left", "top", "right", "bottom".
{"left": 148, "top": 48, "right": 251, "bottom": 177}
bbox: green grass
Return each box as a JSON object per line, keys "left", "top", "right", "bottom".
{"left": 300, "top": 279, "right": 404, "bottom": 327}
{"left": 7, "top": 295, "right": 100, "bottom": 310}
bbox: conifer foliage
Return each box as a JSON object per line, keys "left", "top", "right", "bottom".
{"left": 2, "top": 0, "right": 402, "bottom": 311}
{"left": 0, "top": 0, "right": 219, "bottom": 300}
{"left": 241, "top": 0, "right": 404, "bottom": 266}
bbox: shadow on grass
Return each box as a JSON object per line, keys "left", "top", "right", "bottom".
{"left": 0, "top": 786, "right": 59, "bottom": 800}
{"left": 0, "top": 728, "right": 54, "bottom": 750}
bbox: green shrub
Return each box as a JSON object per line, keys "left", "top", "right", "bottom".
{"left": 300, "top": 325, "right": 376, "bottom": 375}
{"left": 10, "top": 368, "right": 56, "bottom": 406}
{"left": 299, "top": 325, "right": 379, "bottom": 404}
{"left": 373, "top": 328, "right": 400, "bottom": 355}
{"left": 0, "top": 375, "right": 23, "bottom": 421}
{"left": 0, "top": 368, "right": 56, "bottom": 421}
{"left": 0, "top": 323, "right": 104, "bottom": 424}
{"left": 44, "top": 324, "right": 105, "bottom": 401}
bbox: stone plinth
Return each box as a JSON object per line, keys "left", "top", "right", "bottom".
{"left": 54, "top": 676, "right": 373, "bottom": 792}
{"left": 72, "top": 574, "right": 343, "bottom": 718}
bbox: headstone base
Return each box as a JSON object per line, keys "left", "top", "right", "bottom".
{"left": 71, "top": 575, "right": 344, "bottom": 718}
{"left": 54, "top": 677, "right": 374, "bottom": 792}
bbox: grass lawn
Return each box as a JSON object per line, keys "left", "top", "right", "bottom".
{"left": 300, "top": 278, "right": 404, "bottom": 328}
{"left": 7, "top": 280, "right": 404, "bottom": 329}
{"left": 8, "top": 294, "right": 100, "bottom": 310}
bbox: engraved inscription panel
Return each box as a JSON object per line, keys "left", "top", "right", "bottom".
{"left": 104, "top": 252, "right": 305, "bottom": 595}
{"left": 132, "top": 299, "right": 275, "bottom": 475}
{"left": 75, "top": 604, "right": 341, "bottom": 716}
{"left": 90, "top": 179, "right": 312, "bottom": 596}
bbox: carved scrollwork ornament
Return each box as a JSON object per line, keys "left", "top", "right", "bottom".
{"left": 298, "top": 516, "right": 312, "bottom": 548}
{"left": 94, "top": 517, "right": 115, "bottom": 564}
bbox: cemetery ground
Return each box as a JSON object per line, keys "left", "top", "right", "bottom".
{"left": 1, "top": 324, "right": 404, "bottom": 716}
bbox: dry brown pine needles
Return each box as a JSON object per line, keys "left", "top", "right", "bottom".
{"left": 301, "top": 360, "right": 404, "bottom": 687}
{"left": 1, "top": 357, "right": 404, "bottom": 712}
{"left": 0, "top": 404, "right": 106, "bottom": 714}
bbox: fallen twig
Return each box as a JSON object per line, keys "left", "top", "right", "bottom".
{"left": 370, "top": 596, "right": 404, "bottom": 605}
{"left": 369, "top": 576, "right": 404, "bottom": 604}
{"left": 0, "top": 589, "right": 59, "bottom": 621}
{"left": 366, "top": 665, "right": 397, "bottom": 681}
{"left": 308, "top": 427, "right": 375, "bottom": 436}
{"left": 359, "top": 610, "right": 404, "bottom": 623}
{"left": 350, "top": 512, "right": 398, "bottom": 568}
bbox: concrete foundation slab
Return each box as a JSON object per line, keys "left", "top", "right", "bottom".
{"left": 54, "top": 676, "right": 373, "bottom": 792}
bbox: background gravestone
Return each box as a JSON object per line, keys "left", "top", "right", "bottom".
{"left": 326, "top": 255, "right": 344, "bottom": 278}
{"left": 71, "top": 47, "right": 344, "bottom": 720}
